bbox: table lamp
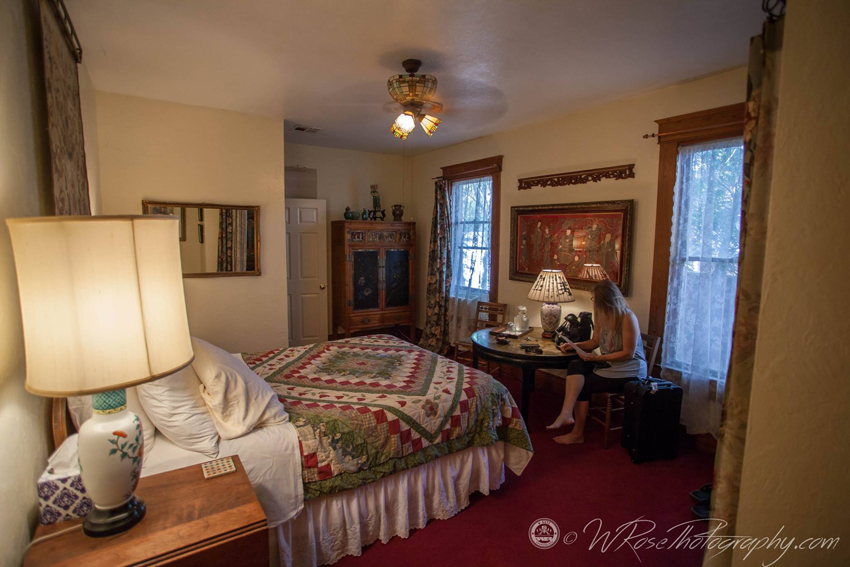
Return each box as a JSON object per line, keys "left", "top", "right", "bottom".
{"left": 578, "top": 263, "right": 609, "bottom": 281}
{"left": 7, "top": 216, "right": 194, "bottom": 537}
{"left": 527, "top": 269, "right": 574, "bottom": 338}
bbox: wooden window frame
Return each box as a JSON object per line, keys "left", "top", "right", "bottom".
{"left": 442, "top": 155, "right": 503, "bottom": 303}
{"left": 648, "top": 104, "right": 746, "bottom": 357}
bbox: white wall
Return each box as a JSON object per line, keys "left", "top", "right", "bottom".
{"left": 97, "top": 92, "right": 288, "bottom": 352}
{"left": 409, "top": 67, "right": 748, "bottom": 330}
{"left": 284, "top": 143, "right": 405, "bottom": 332}
{"left": 78, "top": 63, "right": 102, "bottom": 215}
{"left": 0, "top": 0, "right": 54, "bottom": 562}
{"left": 733, "top": 2, "right": 850, "bottom": 564}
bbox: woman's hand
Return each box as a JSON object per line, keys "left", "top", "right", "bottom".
{"left": 577, "top": 350, "right": 598, "bottom": 362}
{"left": 559, "top": 342, "right": 574, "bottom": 354}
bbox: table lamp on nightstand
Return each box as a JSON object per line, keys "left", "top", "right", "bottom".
{"left": 527, "top": 269, "right": 574, "bottom": 338}
{"left": 7, "top": 216, "right": 194, "bottom": 537}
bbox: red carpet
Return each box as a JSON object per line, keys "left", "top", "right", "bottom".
{"left": 335, "top": 370, "right": 714, "bottom": 567}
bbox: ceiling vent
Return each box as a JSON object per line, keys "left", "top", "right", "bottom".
{"left": 290, "top": 124, "right": 321, "bottom": 134}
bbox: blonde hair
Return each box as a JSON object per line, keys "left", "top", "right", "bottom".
{"left": 592, "top": 280, "right": 630, "bottom": 331}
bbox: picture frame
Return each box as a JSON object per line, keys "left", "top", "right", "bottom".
{"left": 509, "top": 200, "right": 634, "bottom": 294}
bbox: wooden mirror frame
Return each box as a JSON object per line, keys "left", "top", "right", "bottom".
{"left": 142, "top": 200, "right": 261, "bottom": 278}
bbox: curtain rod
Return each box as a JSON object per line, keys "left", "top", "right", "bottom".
{"left": 643, "top": 121, "right": 743, "bottom": 140}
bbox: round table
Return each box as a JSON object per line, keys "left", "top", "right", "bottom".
{"left": 471, "top": 327, "right": 576, "bottom": 422}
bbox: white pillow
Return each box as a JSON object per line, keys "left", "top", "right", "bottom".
{"left": 137, "top": 365, "right": 220, "bottom": 457}
{"left": 67, "top": 387, "right": 156, "bottom": 461}
{"left": 191, "top": 337, "right": 289, "bottom": 440}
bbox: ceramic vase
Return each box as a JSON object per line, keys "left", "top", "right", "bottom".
{"left": 392, "top": 204, "right": 404, "bottom": 221}
{"left": 77, "top": 389, "right": 146, "bottom": 536}
{"left": 540, "top": 302, "right": 562, "bottom": 334}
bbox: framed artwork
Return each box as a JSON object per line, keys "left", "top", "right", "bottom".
{"left": 510, "top": 200, "right": 634, "bottom": 294}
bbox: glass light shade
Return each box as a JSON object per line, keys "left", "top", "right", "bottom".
{"left": 387, "top": 73, "right": 438, "bottom": 104}
{"left": 7, "top": 216, "right": 194, "bottom": 396}
{"left": 390, "top": 123, "right": 410, "bottom": 140}
{"left": 394, "top": 111, "right": 416, "bottom": 133}
{"left": 578, "top": 263, "right": 609, "bottom": 281}
{"left": 419, "top": 114, "right": 441, "bottom": 136}
{"left": 527, "top": 269, "right": 575, "bottom": 303}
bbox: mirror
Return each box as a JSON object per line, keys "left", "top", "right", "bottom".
{"left": 142, "top": 200, "right": 261, "bottom": 277}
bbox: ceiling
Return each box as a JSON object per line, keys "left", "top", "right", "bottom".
{"left": 67, "top": 0, "right": 764, "bottom": 156}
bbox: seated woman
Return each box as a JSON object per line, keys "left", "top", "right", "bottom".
{"left": 546, "top": 279, "right": 647, "bottom": 445}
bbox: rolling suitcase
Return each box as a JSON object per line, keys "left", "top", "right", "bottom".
{"left": 621, "top": 378, "right": 683, "bottom": 463}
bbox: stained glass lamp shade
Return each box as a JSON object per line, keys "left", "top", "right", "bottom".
{"left": 387, "top": 73, "right": 438, "bottom": 104}
{"left": 578, "top": 264, "right": 609, "bottom": 281}
{"left": 390, "top": 123, "right": 410, "bottom": 140}
{"left": 394, "top": 111, "right": 416, "bottom": 133}
{"left": 527, "top": 269, "right": 574, "bottom": 336}
{"left": 419, "top": 114, "right": 441, "bottom": 136}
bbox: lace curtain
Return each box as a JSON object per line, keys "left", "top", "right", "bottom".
{"left": 661, "top": 138, "right": 744, "bottom": 437}
{"left": 448, "top": 176, "right": 492, "bottom": 344}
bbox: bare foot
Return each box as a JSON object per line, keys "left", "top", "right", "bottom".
{"left": 546, "top": 413, "right": 575, "bottom": 430}
{"left": 554, "top": 432, "right": 585, "bottom": 445}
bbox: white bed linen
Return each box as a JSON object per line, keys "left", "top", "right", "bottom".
{"left": 143, "top": 422, "right": 304, "bottom": 527}
{"left": 272, "top": 441, "right": 522, "bottom": 567}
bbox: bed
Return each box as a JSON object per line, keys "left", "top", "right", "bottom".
{"left": 54, "top": 335, "right": 533, "bottom": 566}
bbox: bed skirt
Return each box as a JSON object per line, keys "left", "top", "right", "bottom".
{"left": 270, "top": 441, "right": 518, "bottom": 567}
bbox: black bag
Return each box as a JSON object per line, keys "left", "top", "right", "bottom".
{"left": 621, "top": 378, "right": 683, "bottom": 464}
{"left": 556, "top": 311, "right": 594, "bottom": 344}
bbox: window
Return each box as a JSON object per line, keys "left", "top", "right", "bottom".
{"left": 440, "top": 155, "right": 502, "bottom": 302}
{"left": 662, "top": 138, "right": 744, "bottom": 381}
{"left": 450, "top": 176, "right": 493, "bottom": 294}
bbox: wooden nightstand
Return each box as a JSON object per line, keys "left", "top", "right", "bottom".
{"left": 25, "top": 456, "right": 268, "bottom": 566}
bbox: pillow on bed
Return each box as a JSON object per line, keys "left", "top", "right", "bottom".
{"left": 191, "top": 337, "right": 289, "bottom": 440}
{"left": 136, "top": 365, "right": 220, "bottom": 457}
{"left": 67, "top": 387, "right": 156, "bottom": 461}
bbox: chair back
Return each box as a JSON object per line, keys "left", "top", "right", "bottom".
{"left": 475, "top": 301, "right": 508, "bottom": 330}
{"left": 641, "top": 333, "right": 661, "bottom": 376}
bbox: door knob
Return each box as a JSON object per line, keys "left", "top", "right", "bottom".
{"left": 319, "top": 284, "right": 327, "bottom": 290}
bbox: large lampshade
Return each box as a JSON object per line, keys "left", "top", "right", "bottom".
{"left": 527, "top": 269, "right": 574, "bottom": 336}
{"left": 578, "top": 263, "right": 609, "bottom": 281}
{"left": 7, "top": 216, "right": 194, "bottom": 396}
{"left": 527, "top": 269, "right": 574, "bottom": 304}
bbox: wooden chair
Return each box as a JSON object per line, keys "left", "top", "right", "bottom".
{"left": 589, "top": 333, "right": 661, "bottom": 449}
{"left": 454, "top": 301, "right": 508, "bottom": 376}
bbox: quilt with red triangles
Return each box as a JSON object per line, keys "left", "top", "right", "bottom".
{"left": 242, "top": 335, "right": 532, "bottom": 500}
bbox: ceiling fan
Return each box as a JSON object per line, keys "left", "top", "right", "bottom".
{"left": 387, "top": 59, "right": 443, "bottom": 140}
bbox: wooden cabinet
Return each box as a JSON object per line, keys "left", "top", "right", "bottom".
{"left": 332, "top": 221, "right": 415, "bottom": 339}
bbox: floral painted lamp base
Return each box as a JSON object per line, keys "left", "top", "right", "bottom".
{"left": 77, "top": 389, "right": 146, "bottom": 537}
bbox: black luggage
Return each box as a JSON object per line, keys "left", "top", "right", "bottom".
{"left": 621, "top": 378, "right": 683, "bottom": 463}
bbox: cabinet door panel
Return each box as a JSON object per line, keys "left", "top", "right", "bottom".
{"left": 352, "top": 249, "right": 380, "bottom": 311}
{"left": 384, "top": 249, "right": 410, "bottom": 309}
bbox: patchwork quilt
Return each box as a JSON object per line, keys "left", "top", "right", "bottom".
{"left": 243, "top": 335, "right": 533, "bottom": 500}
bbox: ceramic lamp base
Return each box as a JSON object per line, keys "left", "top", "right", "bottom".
{"left": 540, "top": 302, "right": 562, "bottom": 336}
{"left": 83, "top": 495, "right": 146, "bottom": 537}
{"left": 78, "top": 389, "right": 146, "bottom": 538}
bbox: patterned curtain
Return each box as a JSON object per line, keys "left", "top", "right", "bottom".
{"left": 418, "top": 178, "right": 453, "bottom": 354}
{"left": 217, "top": 209, "right": 234, "bottom": 272}
{"left": 704, "top": 18, "right": 784, "bottom": 565}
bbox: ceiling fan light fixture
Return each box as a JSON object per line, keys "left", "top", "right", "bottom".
{"left": 390, "top": 123, "right": 410, "bottom": 140}
{"left": 394, "top": 111, "right": 416, "bottom": 134}
{"left": 387, "top": 74, "right": 438, "bottom": 105}
{"left": 419, "top": 114, "right": 441, "bottom": 136}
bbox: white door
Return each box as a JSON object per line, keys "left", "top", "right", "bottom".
{"left": 286, "top": 199, "right": 328, "bottom": 346}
